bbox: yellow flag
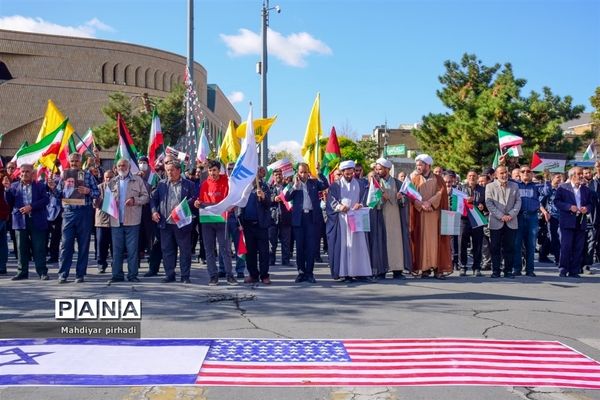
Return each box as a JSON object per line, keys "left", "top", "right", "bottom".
{"left": 36, "top": 100, "right": 75, "bottom": 170}
{"left": 218, "top": 120, "right": 241, "bottom": 164}
{"left": 301, "top": 93, "right": 322, "bottom": 176}
{"left": 234, "top": 116, "right": 277, "bottom": 143}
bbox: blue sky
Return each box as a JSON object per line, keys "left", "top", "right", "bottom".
{"left": 1, "top": 0, "right": 599, "bottom": 157}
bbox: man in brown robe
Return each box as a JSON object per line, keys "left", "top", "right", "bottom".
{"left": 409, "top": 154, "right": 452, "bottom": 278}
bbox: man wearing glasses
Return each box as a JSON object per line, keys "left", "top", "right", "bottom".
{"left": 513, "top": 165, "right": 543, "bottom": 277}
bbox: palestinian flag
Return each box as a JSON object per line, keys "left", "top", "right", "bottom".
{"left": 450, "top": 190, "right": 469, "bottom": 216}
{"left": 505, "top": 145, "right": 523, "bottom": 158}
{"left": 237, "top": 227, "right": 247, "bottom": 260}
{"left": 366, "top": 177, "right": 383, "bottom": 208}
{"left": 147, "top": 110, "right": 165, "bottom": 168}
{"left": 199, "top": 210, "right": 227, "bottom": 224}
{"left": 321, "top": 127, "right": 341, "bottom": 179}
{"left": 531, "top": 152, "right": 568, "bottom": 173}
{"left": 277, "top": 183, "right": 293, "bottom": 211}
{"left": 15, "top": 119, "right": 68, "bottom": 167}
{"left": 101, "top": 188, "right": 119, "bottom": 220}
{"left": 168, "top": 198, "right": 193, "bottom": 228}
{"left": 115, "top": 114, "right": 140, "bottom": 173}
{"left": 468, "top": 205, "right": 488, "bottom": 228}
{"left": 400, "top": 178, "right": 423, "bottom": 201}
{"left": 583, "top": 141, "right": 595, "bottom": 161}
{"left": 148, "top": 170, "right": 160, "bottom": 187}
{"left": 498, "top": 129, "right": 523, "bottom": 149}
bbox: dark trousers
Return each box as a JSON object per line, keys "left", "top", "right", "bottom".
{"left": 138, "top": 205, "right": 153, "bottom": 256}
{"left": 0, "top": 220, "right": 7, "bottom": 272}
{"left": 583, "top": 223, "right": 597, "bottom": 268}
{"left": 559, "top": 227, "right": 586, "bottom": 275}
{"left": 293, "top": 212, "right": 317, "bottom": 277}
{"left": 160, "top": 224, "right": 192, "bottom": 280}
{"left": 490, "top": 225, "right": 516, "bottom": 276}
{"left": 314, "top": 217, "right": 325, "bottom": 259}
{"left": 147, "top": 223, "right": 163, "bottom": 274}
{"left": 96, "top": 226, "right": 112, "bottom": 268}
{"left": 539, "top": 216, "right": 560, "bottom": 263}
{"left": 15, "top": 218, "right": 47, "bottom": 277}
{"left": 244, "top": 222, "right": 270, "bottom": 279}
{"left": 460, "top": 219, "right": 483, "bottom": 270}
{"left": 269, "top": 223, "right": 292, "bottom": 264}
{"left": 47, "top": 215, "right": 62, "bottom": 261}
{"left": 58, "top": 207, "right": 93, "bottom": 279}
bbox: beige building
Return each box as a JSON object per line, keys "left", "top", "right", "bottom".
{"left": 369, "top": 124, "right": 421, "bottom": 172}
{"left": 0, "top": 29, "right": 240, "bottom": 158}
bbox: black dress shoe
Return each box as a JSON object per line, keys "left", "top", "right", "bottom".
{"left": 504, "top": 273, "right": 515, "bottom": 279}
{"left": 559, "top": 272, "right": 567, "bottom": 277}
{"left": 306, "top": 276, "right": 317, "bottom": 284}
{"left": 144, "top": 272, "right": 157, "bottom": 277}
{"left": 181, "top": 278, "right": 191, "bottom": 284}
{"left": 128, "top": 277, "right": 141, "bottom": 283}
{"left": 294, "top": 274, "right": 306, "bottom": 283}
{"left": 525, "top": 272, "right": 536, "bottom": 277}
{"left": 11, "top": 275, "right": 28, "bottom": 281}
{"left": 162, "top": 276, "right": 176, "bottom": 283}
{"left": 490, "top": 273, "right": 501, "bottom": 278}
{"left": 107, "top": 277, "right": 124, "bottom": 283}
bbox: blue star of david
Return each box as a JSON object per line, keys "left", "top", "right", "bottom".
{"left": 0, "top": 347, "right": 53, "bottom": 367}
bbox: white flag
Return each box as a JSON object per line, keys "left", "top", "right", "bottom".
{"left": 200, "top": 105, "right": 258, "bottom": 218}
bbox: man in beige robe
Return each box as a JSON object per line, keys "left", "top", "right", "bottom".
{"left": 409, "top": 154, "right": 452, "bottom": 278}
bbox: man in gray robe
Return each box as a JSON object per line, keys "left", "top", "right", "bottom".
{"left": 326, "top": 160, "right": 372, "bottom": 281}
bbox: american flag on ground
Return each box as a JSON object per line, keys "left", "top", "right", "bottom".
{"left": 196, "top": 338, "right": 600, "bottom": 388}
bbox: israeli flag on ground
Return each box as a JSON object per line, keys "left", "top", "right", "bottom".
{"left": 200, "top": 105, "right": 258, "bottom": 218}
{"left": 0, "top": 339, "right": 210, "bottom": 386}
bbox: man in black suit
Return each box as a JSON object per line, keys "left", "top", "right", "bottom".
{"left": 554, "top": 167, "right": 592, "bottom": 278}
{"left": 284, "top": 163, "right": 329, "bottom": 283}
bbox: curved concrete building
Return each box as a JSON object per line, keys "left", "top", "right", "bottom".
{"left": 0, "top": 29, "right": 240, "bottom": 158}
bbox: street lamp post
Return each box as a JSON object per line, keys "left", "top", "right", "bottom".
{"left": 259, "top": 0, "right": 280, "bottom": 167}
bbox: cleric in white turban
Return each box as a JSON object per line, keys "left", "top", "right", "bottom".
{"left": 339, "top": 160, "right": 356, "bottom": 170}
{"left": 415, "top": 154, "right": 433, "bottom": 166}
{"left": 376, "top": 158, "right": 393, "bottom": 169}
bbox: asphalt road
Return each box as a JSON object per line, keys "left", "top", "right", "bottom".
{"left": 1, "top": 252, "right": 599, "bottom": 400}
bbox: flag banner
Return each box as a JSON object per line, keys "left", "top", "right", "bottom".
{"left": 497, "top": 129, "right": 523, "bottom": 149}
{"left": 450, "top": 190, "right": 469, "bottom": 216}
{"left": 2, "top": 338, "right": 599, "bottom": 388}
{"left": 492, "top": 148, "right": 500, "bottom": 168}
{"left": 277, "top": 184, "right": 293, "bottom": 211}
{"left": 75, "top": 128, "right": 95, "bottom": 156}
{"left": 400, "top": 178, "right": 423, "bottom": 201}
{"left": 347, "top": 208, "right": 371, "bottom": 232}
{"left": 583, "top": 141, "right": 596, "bottom": 161}
{"left": 196, "top": 338, "right": 600, "bottom": 388}
{"left": 179, "top": 66, "right": 202, "bottom": 163}
{"left": 0, "top": 338, "right": 210, "bottom": 386}
{"left": 148, "top": 110, "right": 165, "bottom": 168}
{"left": 199, "top": 212, "right": 227, "bottom": 224}
{"left": 219, "top": 120, "right": 241, "bottom": 164}
{"left": 234, "top": 117, "right": 277, "bottom": 143}
{"left": 505, "top": 145, "right": 523, "bottom": 158}
{"left": 196, "top": 122, "right": 210, "bottom": 163}
{"left": 148, "top": 170, "right": 160, "bottom": 187}
{"left": 115, "top": 115, "right": 140, "bottom": 174}
{"left": 468, "top": 206, "right": 488, "bottom": 228}
{"left": 441, "top": 210, "right": 461, "bottom": 235}
{"left": 321, "top": 127, "right": 341, "bottom": 178}
{"left": 166, "top": 146, "right": 189, "bottom": 162}
{"left": 237, "top": 228, "right": 247, "bottom": 260}
{"left": 16, "top": 119, "right": 68, "bottom": 167}
{"left": 36, "top": 100, "right": 76, "bottom": 170}
{"left": 267, "top": 158, "right": 294, "bottom": 183}
{"left": 200, "top": 105, "right": 258, "bottom": 219}
{"left": 366, "top": 177, "right": 383, "bottom": 208}
{"left": 531, "top": 152, "right": 568, "bottom": 173}
{"left": 302, "top": 93, "right": 322, "bottom": 176}
{"left": 101, "top": 188, "right": 119, "bottom": 220}
{"left": 168, "top": 198, "right": 193, "bottom": 228}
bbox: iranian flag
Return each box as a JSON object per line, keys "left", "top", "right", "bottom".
{"left": 237, "top": 227, "right": 247, "bottom": 260}
{"left": 583, "top": 141, "right": 595, "bottom": 161}
{"left": 15, "top": 119, "right": 68, "bottom": 167}
{"left": 168, "top": 198, "right": 193, "bottom": 228}
{"left": 76, "top": 128, "right": 95, "bottom": 156}
{"left": 277, "top": 184, "right": 293, "bottom": 211}
{"left": 400, "top": 178, "right": 423, "bottom": 201}
{"left": 147, "top": 110, "right": 165, "bottom": 168}
{"left": 115, "top": 114, "right": 140, "bottom": 173}
{"left": 101, "top": 188, "right": 119, "bottom": 220}
{"left": 498, "top": 129, "right": 523, "bottom": 149}
{"left": 196, "top": 121, "right": 210, "bottom": 163}
{"left": 321, "top": 126, "right": 341, "bottom": 180}
{"left": 367, "top": 177, "right": 383, "bottom": 208}
{"left": 468, "top": 205, "right": 488, "bottom": 228}
{"left": 450, "top": 190, "right": 469, "bottom": 216}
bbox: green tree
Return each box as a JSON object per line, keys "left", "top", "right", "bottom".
{"left": 93, "top": 85, "right": 185, "bottom": 153}
{"left": 414, "top": 53, "right": 585, "bottom": 174}
{"left": 591, "top": 86, "right": 600, "bottom": 126}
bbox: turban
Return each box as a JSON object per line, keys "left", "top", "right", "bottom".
{"left": 376, "top": 158, "right": 392, "bottom": 169}
{"left": 415, "top": 154, "right": 433, "bottom": 165}
{"left": 339, "top": 160, "right": 356, "bottom": 170}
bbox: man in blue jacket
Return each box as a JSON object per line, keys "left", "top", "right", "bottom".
{"left": 284, "top": 163, "right": 329, "bottom": 283}
{"left": 6, "top": 164, "right": 50, "bottom": 280}
{"left": 554, "top": 167, "right": 592, "bottom": 278}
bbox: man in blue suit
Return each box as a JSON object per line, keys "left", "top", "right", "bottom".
{"left": 554, "top": 167, "right": 592, "bottom": 278}
{"left": 5, "top": 164, "right": 50, "bottom": 280}
{"left": 284, "top": 162, "right": 329, "bottom": 283}
{"left": 151, "top": 160, "right": 198, "bottom": 283}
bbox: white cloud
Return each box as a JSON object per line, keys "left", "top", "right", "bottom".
{"left": 0, "top": 15, "right": 115, "bottom": 38}
{"left": 269, "top": 140, "right": 303, "bottom": 161}
{"left": 220, "top": 28, "right": 332, "bottom": 67}
{"left": 227, "top": 91, "right": 245, "bottom": 104}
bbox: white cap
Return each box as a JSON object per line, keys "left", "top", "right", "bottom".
{"left": 415, "top": 154, "right": 433, "bottom": 165}
{"left": 376, "top": 158, "right": 392, "bottom": 169}
{"left": 339, "top": 160, "right": 356, "bottom": 170}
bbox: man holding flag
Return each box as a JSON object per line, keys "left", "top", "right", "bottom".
{"left": 151, "top": 160, "right": 197, "bottom": 284}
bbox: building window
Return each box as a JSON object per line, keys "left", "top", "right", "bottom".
{"left": 0, "top": 62, "right": 13, "bottom": 82}
{"left": 101, "top": 62, "right": 112, "bottom": 84}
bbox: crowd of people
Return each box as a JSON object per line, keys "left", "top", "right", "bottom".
{"left": 0, "top": 150, "right": 595, "bottom": 285}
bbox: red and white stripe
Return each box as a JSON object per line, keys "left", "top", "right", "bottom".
{"left": 196, "top": 338, "right": 600, "bottom": 388}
